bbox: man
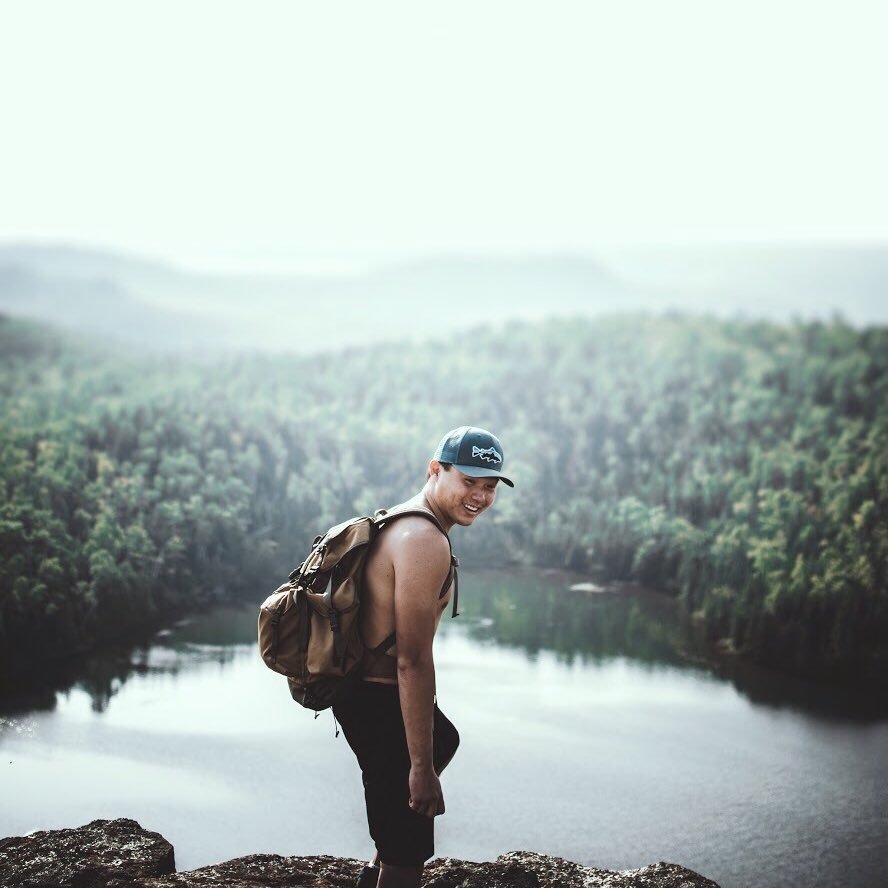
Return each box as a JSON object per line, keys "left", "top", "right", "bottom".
{"left": 333, "top": 427, "right": 514, "bottom": 888}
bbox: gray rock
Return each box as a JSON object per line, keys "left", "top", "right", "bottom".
{"left": 131, "top": 854, "right": 357, "bottom": 887}
{"left": 0, "top": 818, "right": 175, "bottom": 887}
{"left": 0, "top": 820, "right": 721, "bottom": 888}
{"left": 423, "top": 852, "right": 721, "bottom": 888}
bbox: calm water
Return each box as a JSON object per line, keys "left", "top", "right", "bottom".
{"left": 1, "top": 569, "right": 886, "bottom": 888}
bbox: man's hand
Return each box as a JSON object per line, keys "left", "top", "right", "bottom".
{"left": 408, "top": 764, "right": 445, "bottom": 818}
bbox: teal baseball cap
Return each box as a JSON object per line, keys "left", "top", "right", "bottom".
{"left": 432, "top": 426, "right": 514, "bottom": 487}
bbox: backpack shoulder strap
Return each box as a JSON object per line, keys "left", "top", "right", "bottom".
{"left": 373, "top": 503, "right": 447, "bottom": 542}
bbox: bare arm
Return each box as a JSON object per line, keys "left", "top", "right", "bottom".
{"left": 392, "top": 520, "right": 451, "bottom": 818}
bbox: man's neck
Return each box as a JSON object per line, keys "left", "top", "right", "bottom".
{"left": 414, "top": 488, "right": 453, "bottom": 534}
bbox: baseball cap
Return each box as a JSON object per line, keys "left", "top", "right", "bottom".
{"left": 432, "top": 426, "right": 514, "bottom": 487}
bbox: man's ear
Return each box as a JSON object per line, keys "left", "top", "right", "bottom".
{"left": 427, "top": 459, "right": 441, "bottom": 481}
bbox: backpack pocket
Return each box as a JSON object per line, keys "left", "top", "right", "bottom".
{"left": 258, "top": 582, "right": 308, "bottom": 675}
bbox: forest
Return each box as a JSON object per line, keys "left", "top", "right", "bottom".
{"left": 0, "top": 312, "right": 885, "bottom": 686}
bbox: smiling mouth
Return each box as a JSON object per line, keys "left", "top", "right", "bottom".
{"left": 463, "top": 503, "right": 481, "bottom": 514}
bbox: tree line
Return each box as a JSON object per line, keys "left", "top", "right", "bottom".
{"left": 0, "top": 312, "right": 885, "bottom": 685}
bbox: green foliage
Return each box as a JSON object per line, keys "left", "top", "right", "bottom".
{"left": 0, "top": 313, "right": 886, "bottom": 684}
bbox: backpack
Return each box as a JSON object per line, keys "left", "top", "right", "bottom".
{"left": 258, "top": 502, "right": 459, "bottom": 711}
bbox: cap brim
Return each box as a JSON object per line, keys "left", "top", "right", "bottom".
{"left": 453, "top": 464, "right": 514, "bottom": 488}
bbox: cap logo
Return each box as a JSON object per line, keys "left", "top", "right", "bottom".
{"left": 472, "top": 445, "right": 502, "bottom": 464}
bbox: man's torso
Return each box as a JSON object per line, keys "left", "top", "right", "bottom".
{"left": 361, "top": 507, "right": 453, "bottom": 684}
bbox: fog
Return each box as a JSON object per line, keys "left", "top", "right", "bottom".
{"left": 1, "top": 240, "right": 885, "bottom": 354}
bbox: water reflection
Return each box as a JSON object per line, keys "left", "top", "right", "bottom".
{"left": 0, "top": 571, "right": 884, "bottom": 721}
{"left": 0, "top": 609, "right": 253, "bottom": 715}
{"left": 455, "top": 570, "right": 689, "bottom": 668}
{"left": 453, "top": 570, "right": 886, "bottom": 721}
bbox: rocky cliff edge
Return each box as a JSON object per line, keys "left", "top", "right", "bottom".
{"left": 0, "top": 818, "right": 721, "bottom": 888}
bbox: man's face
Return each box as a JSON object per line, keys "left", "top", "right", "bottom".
{"left": 432, "top": 462, "right": 498, "bottom": 526}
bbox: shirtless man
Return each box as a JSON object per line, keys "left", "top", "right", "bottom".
{"left": 333, "top": 427, "right": 513, "bottom": 888}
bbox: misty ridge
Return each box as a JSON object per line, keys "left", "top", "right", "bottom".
{"left": 1, "top": 241, "right": 886, "bottom": 352}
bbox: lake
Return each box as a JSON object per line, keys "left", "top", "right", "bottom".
{"left": 1, "top": 569, "right": 886, "bottom": 888}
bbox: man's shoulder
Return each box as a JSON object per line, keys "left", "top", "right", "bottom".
{"left": 384, "top": 513, "right": 449, "bottom": 548}
{"left": 376, "top": 513, "right": 450, "bottom": 567}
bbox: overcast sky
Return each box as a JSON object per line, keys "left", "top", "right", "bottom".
{"left": 1, "top": 1, "right": 886, "bottom": 272}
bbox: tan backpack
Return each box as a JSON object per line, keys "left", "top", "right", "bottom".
{"left": 258, "top": 503, "right": 459, "bottom": 711}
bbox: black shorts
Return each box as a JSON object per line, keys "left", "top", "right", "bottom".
{"left": 332, "top": 681, "right": 460, "bottom": 867}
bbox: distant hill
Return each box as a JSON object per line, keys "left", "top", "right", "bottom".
{"left": 0, "top": 241, "right": 885, "bottom": 352}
